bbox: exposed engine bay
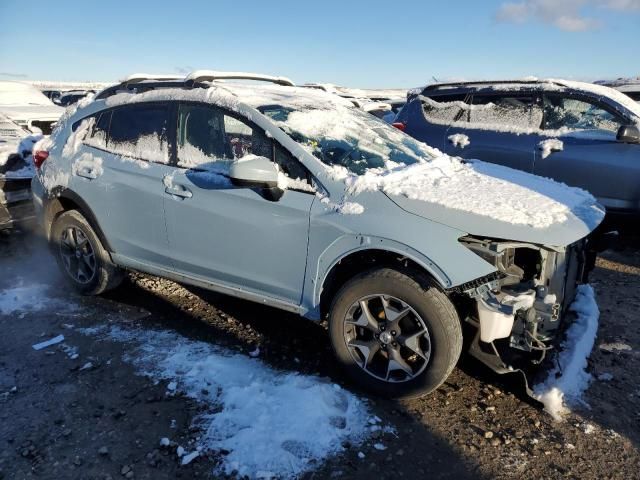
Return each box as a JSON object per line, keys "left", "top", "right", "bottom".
{"left": 457, "top": 236, "right": 590, "bottom": 372}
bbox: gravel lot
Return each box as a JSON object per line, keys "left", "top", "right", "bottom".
{"left": 1, "top": 229, "right": 639, "bottom": 480}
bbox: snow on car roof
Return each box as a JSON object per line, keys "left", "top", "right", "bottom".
{"left": 101, "top": 81, "right": 357, "bottom": 113}
{"left": 426, "top": 77, "right": 640, "bottom": 119}
{"left": 0, "top": 81, "right": 56, "bottom": 107}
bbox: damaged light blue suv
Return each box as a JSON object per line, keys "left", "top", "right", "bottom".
{"left": 31, "top": 71, "right": 605, "bottom": 398}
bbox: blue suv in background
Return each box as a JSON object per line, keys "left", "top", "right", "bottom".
{"left": 395, "top": 79, "right": 640, "bottom": 218}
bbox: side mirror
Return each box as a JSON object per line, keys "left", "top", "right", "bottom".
{"left": 229, "top": 155, "right": 284, "bottom": 201}
{"left": 617, "top": 125, "right": 640, "bottom": 144}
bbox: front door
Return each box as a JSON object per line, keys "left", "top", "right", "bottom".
{"left": 163, "top": 103, "right": 315, "bottom": 304}
{"left": 534, "top": 93, "right": 640, "bottom": 212}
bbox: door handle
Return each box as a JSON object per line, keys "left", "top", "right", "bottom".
{"left": 164, "top": 185, "right": 193, "bottom": 198}
{"left": 76, "top": 168, "right": 97, "bottom": 180}
{"left": 538, "top": 146, "right": 562, "bottom": 153}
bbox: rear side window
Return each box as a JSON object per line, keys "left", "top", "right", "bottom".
{"left": 108, "top": 104, "right": 170, "bottom": 164}
{"left": 420, "top": 94, "right": 467, "bottom": 125}
{"left": 469, "top": 94, "right": 538, "bottom": 130}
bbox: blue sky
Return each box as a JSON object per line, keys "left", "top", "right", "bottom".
{"left": 0, "top": 0, "right": 638, "bottom": 88}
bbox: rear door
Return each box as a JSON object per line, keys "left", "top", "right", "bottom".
{"left": 163, "top": 103, "right": 315, "bottom": 305}
{"left": 444, "top": 92, "right": 541, "bottom": 173}
{"left": 72, "top": 103, "right": 174, "bottom": 266}
{"left": 534, "top": 93, "right": 640, "bottom": 211}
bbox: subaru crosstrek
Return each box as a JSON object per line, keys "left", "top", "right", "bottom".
{"left": 31, "top": 71, "right": 605, "bottom": 398}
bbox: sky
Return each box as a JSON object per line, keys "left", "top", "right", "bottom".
{"left": 0, "top": 0, "right": 638, "bottom": 88}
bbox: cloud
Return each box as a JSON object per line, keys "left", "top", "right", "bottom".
{"left": 495, "top": 0, "right": 640, "bottom": 31}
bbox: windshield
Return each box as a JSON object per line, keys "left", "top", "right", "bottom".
{"left": 259, "top": 104, "right": 434, "bottom": 175}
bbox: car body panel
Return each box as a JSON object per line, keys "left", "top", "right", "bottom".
{"left": 445, "top": 124, "right": 537, "bottom": 173}
{"left": 66, "top": 144, "right": 173, "bottom": 267}
{"left": 164, "top": 167, "right": 315, "bottom": 304}
{"left": 534, "top": 130, "right": 640, "bottom": 211}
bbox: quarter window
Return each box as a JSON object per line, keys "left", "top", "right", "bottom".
{"left": 543, "top": 95, "right": 625, "bottom": 133}
{"left": 108, "top": 104, "right": 170, "bottom": 164}
{"left": 421, "top": 94, "right": 467, "bottom": 125}
{"left": 84, "top": 111, "right": 111, "bottom": 149}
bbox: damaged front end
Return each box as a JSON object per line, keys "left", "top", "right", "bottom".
{"left": 454, "top": 235, "right": 595, "bottom": 394}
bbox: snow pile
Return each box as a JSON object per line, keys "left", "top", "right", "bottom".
{"left": 539, "top": 139, "right": 564, "bottom": 159}
{"left": 533, "top": 285, "right": 600, "bottom": 420}
{"left": 448, "top": 133, "right": 470, "bottom": 149}
{"left": 344, "top": 156, "right": 603, "bottom": 229}
{"left": 80, "top": 324, "right": 372, "bottom": 479}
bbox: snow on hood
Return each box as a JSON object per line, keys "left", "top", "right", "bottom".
{"left": 343, "top": 155, "right": 604, "bottom": 244}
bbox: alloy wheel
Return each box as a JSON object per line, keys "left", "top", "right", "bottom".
{"left": 343, "top": 294, "right": 431, "bottom": 383}
{"left": 59, "top": 226, "right": 97, "bottom": 285}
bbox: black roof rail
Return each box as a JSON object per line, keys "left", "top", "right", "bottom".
{"left": 423, "top": 79, "right": 566, "bottom": 92}
{"left": 94, "top": 80, "right": 193, "bottom": 100}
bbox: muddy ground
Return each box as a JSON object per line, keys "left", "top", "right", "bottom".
{"left": 0, "top": 229, "right": 639, "bottom": 480}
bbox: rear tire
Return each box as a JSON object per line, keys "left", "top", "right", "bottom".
{"left": 328, "top": 267, "right": 462, "bottom": 398}
{"left": 50, "top": 210, "right": 123, "bottom": 295}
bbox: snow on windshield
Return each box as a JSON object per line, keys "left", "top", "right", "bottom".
{"left": 0, "top": 81, "right": 54, "bottom": 106}
{"left": 261, "top": 104, "right": 434, "bottom": 175}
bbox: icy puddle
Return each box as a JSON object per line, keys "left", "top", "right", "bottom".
{"left": 80, "top": 323, "right": 374, "bottom": 479}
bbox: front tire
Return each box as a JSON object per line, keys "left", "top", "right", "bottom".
{"left": 50, "top": 210, "right": 123, "bottom": 295}
{"left": 328, "top": 267, "right": 462, "bottom": 398}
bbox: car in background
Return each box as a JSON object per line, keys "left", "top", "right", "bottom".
{"left": 42, "top": 89, "right": 63, "bottom": 103}
{"left": 0, "top": 81, "right": 65, "bottom": 135}
{"left": 303, "top": 83, "right": 406, "bottom": 120}
{"left": 0, "top": 114, "right": 38, "bottom": 230}
{"left": 595, "top": 78, "right": 640, "bottom": 103}
{"left": 395, "top": 79, "right": 640, "bottom": 217}
{"left": 32, "top": 70, "right": 604, "bottom": 399}
{"left": 56, "top": 90, "right": 94, "bottom": 107}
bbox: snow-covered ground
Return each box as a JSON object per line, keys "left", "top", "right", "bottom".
{"left": 78, "top": 324, "right": 376, "bottom": 479}
{"left": 0, "top": 279, "right": 383, "bottom": 478}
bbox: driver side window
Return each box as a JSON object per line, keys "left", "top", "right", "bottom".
{"left": 177, "top": 103, "right": 311, "bottom": 189}
{"left": 177, "top": 104, "right": 273, "bottom": 169}
{"left": 543, "top": 95, "right": 625, "bottom": 133}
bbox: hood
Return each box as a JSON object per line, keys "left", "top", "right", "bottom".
{"left": 347, "top": 157, "right": 604, "bottom": 247}
{"left": 0, "top": 104, "right": 65, "bottom": 122}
